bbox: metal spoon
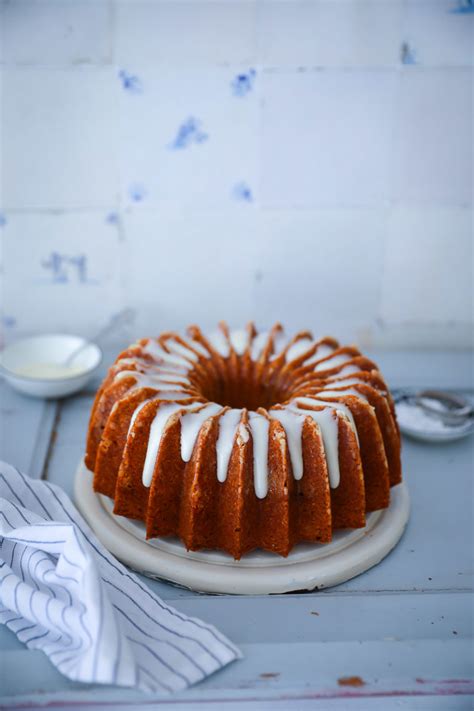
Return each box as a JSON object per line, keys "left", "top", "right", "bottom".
{"left": 414, "top": 389, "right": 473, "bottom": 425}
{"left": 64, "top": 308, "right": 136, "bottom": 366}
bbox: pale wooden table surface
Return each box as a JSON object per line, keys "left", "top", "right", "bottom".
{"left": 1, "top": 349, "right": 473, "bottom": 710}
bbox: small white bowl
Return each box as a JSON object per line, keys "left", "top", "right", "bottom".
{"left": 0, "top": 334, "right": 102, "bottom": 399}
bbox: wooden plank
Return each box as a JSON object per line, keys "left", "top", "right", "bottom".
{"left": 43, "top": 393, "right": 93, "bottom": 498}
{"left": 1, "top": 639, "right": 472, "bottom": 706}
{"left": 1, "top": 698, "right": 471, "bottom": 711}
{"left": 30, "top": 400, "right": 59, "bottom": 479}
{"left": 0, "top": 381, "right": 57, "bottom": 478}
{"left": 1, "top": 590, "right": 470, "bottom": 651}
{"left": 173, "top": 591, "right": 473, "bottom": 645}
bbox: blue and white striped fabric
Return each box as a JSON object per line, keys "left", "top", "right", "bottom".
{"left": 0, "top": 461, "right": 242, "bottom": 693}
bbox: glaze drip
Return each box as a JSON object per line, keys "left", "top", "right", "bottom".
{"left": 119, "top": 324, "right": 388, "bottom": 497}
{"left": 216, "top": 409, "right": 244, "bottom": 482}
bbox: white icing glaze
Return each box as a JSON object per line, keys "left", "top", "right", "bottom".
{"left": 141, "top": 379, "right": 189, "bottom": 392}
{"left": 250, "top": 331, "right": 270, "bottom": 361}
{"left": 110, "top": 325, "right": 381, "bottom": 497}
{"left": 180, "top": 403, "right": 223, "bottom": 462}
{"left": 216, "top": 409, "right": 243, "bottom": 482}
{"left": 149, "top": 391, "right": 192, "bottom": 401}
{"left": 333, "top": 363, "right": 362, "bottom": 377}
{"left": 155, "top": 375, "right": 191, "bottom": 386}
{"left": 270, "top": 409, "right": 305, "bottom": 479}
{"left": 313, "top": 353, "right": 353, "bottom": 372}
{"left": 141, "top": 403, "right": 197, "bottom": 487}
{"left": 115, "top": 369, "right": 179, "bottom": 385}
{"left": 284, "top": 338, "right": 315, "bottom": 364}
{"left": 127, "top": 398, "right": 152, "bottom": 434}
{"left": 248, "top": 412, "right": 270, "bottom": 499}
{"left": 207, "top": 330, "right": 230, "bottom": 357}
{"left": 324, "top": 376, "right": 367, "bottom": 388}
{"left": 135, "top": 397, "right": 357, "bottom": 493}
{"left": 315, "top": 387, "right": 369, "bottom": 403}
{"left": 269, "top": 330, "right": 288, "bottom": 360}
{"left": 229, "top": 329, "right": 248, "bottom": 355}
{"left": 321, "top": 403, "right": 360, "bottom": 452}
{"left": 115, "top": 358, "right": 178, "bottom": 378}
{"left": 238, "top": 423, "right": 249, "bottom": 443}
{"left": 114, "top": 357, "right": 141, "bottom": 368}
{"left": 302, "top": 344, "right": 336, "bottom": 366}
{"left": 114, "top": 369, "right": 193, "bottom": 398}
{"left": 181, "top": 335, "right": 210, "bottom": 358}
{"left": 165, "top": 339, "right": 199, "bottom": 362}
{"left": 143, "top": 340, "right": 191, "bottom": 369}
{"left": 152, "top": 370, "right": 192, "bottom": 383}
{"left": 290, "top": 401, "right": 341, "bottom": 488}
{"left": 299, "top": 396, "right": 360, "bottom": 447}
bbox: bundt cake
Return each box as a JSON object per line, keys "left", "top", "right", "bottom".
{"left": 85, "top": 322, "right": 402, "bottom": 559}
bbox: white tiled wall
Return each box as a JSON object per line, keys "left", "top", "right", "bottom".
{"left": 3, "top": 67, "right": 118, "bottom": 209}
{"left": 118, "top": 65, "right": 259, "bottom": 208}
{"left": 261, "top": 69, "right": 397, "bottom": 207}
{"left": 392, "top": 69, "right": 472, "bottom": 205}
{"left": 0, "top": 0, "right": 472, "bottom": 349}
{"left": 2, "top": 212, "right": 123, "bottom": 334}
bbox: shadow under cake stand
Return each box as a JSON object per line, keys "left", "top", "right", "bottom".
{"left": 74, "top": 460, "right": 410, "bottom": 595}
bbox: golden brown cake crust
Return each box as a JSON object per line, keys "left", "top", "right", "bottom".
{"left": 85, "top": 322, "right": 402, "bottom": 558}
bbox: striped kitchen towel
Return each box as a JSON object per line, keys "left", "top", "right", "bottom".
{"left": 0, "top": 460, "right": 242, "bottom": 693}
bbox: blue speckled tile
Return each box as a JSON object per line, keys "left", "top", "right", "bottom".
{"left": 118, "top": 66, "right": 258, "bottom": 208}
{"left": 403, "top": 1, "right": 474, "bottom": 67}
{"left": 2, "top": 212, "right": 123, "bottom": 335}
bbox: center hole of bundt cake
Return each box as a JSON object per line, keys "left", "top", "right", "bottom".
{"left": 194, "top": 357, "right": 290, "bottom": 411}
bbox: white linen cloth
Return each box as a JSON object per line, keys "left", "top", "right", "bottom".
{"left": 0, "top": 460, "right": 242, "bottom": 693}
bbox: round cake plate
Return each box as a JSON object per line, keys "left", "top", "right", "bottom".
{"left": 74, "top": 460, "right": 410, "bottom": 595}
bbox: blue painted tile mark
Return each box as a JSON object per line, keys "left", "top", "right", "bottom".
{"left": 42, "top": 252, "right": 69, "bottom": 283}
{"left": 0, "top": 213, "right": 7, "bottom": 227}
{"left": 69, "top": 255, "right": 88, "bottom": 283}
{"left": 450, "top": 0, "right": 474, "bottom": 12}
{"left": 118, "top": 69, "right": 143, "bottom": 94}
{"left": 400, "top": 42, "right": 417, "bottom": 65}
{"left": 168, "top": 117, "right": 209, "bottom": 150}
{"left": 41, "top": 252, "right": 96, "bottom": 285}
{"left": 231, "top": 69, "right": 256, "bottom": 97}
{"left": 128, "top": 182, "right": 147, "bottom": 202}
{"left": 106, "top": 212, "right": 119, "bottom": 225}
{"left": 2, "top": 315, "right": 16, "bottom": 329}
{"left": 232, "top": 182, "right": 253, "bottom": 203}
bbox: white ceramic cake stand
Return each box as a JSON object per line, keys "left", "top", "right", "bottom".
{"left": 74, "top": 460, "right": 410, "bottom": 595}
